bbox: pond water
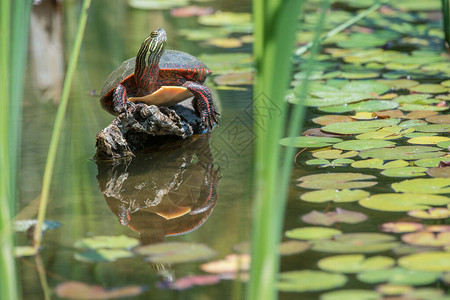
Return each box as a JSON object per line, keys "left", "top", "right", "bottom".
{"left": 16, "top": 0, "right": 449, "bottom": 299}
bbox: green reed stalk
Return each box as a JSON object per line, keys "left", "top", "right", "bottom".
{"left": 1, "top": 0, "right": 32, "bottom": 298}
{"left": 248, "top": 0, "right": 303, "bottom": 299}
{"left": 33, "top": 0, "right": 92, "bottom": 251}
{"left": 443, "top": 0, "right": 450, "bottom": 46}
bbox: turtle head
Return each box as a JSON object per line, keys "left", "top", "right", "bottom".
{"left": 145, "top": 28, "right": 166, "bottom": 65}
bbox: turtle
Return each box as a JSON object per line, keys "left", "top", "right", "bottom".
{"left": 100, "top": 28, "right": 219, "bottom": 129}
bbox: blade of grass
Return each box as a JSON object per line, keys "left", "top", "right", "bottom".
{"left": 443, "top": 0, "right": 450, "bottom": 46}
{"left": 248, "top": 0, "right": 303, "bottom": 299}
{"left": 1, "top": 0, "right": 32, "bottom": 298}
{"left": 295, "top": 0, "right": 392, "bottom": 56}
{"left": 33, "top": 0, "right": 92, "bottom": 251}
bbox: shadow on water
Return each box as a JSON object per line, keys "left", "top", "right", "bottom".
{"left": 95, "top": 133, "right": 221, "bottom": 245}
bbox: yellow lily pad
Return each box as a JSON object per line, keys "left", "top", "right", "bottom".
{"left": 399, "top": 252, "right": 450, "bottom": 272}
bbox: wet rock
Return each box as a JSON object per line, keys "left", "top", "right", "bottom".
{"left": 95, "top": 98, "right": 206, "bottom": 160}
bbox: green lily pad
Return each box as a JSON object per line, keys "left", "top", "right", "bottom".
{"left": 74, "top": 235, "right": 139, "bottom": 250}
{"left": 279, "top": 136, "right": 342, "bottom": 148}
{"left": 380, "top": 167, "right": 428, "bottom": 178}
{"left": 392, "top": 178, "right": 450, "bottom": 194}
{"left": 135, "top": 242, "right": 216, "bottom": 264}
{"left": 408, "top": 136, "right": 450, "bottom": 145}
{"left": 400, "top": 103, "right": 449, "bottom": 112}
{"left": 333, "top": 140, "right": 395, "bottom": 151}
{"left": 359, "top": 146, "right": 444, "bottom": 160}
{"left": 409, "top": 84, "right": 449, "bottom": 94}
{"left": 355, "top": 126, "right": 412, "bottom": 140}
{"left": 437, "top": 140, "right": 450, "bottom": 149}
{"left": 352, "top": 159, "right": 409, "bottom": 169}
{"left": 74, "top": 249, "right": 133, "bottom": 263}
{"left": 393, "top": 94, "right": 434, "bottom": 104}
{"left": 278, "top": 270, "right": 347, "bottom": 292}
{"left": 425, "top": 114, "right": 450, "bottom": 124}
{"left": 297, "top": 173, "right": 377, "bottom": 189}
{"left": 402, "top": 232, "right": 450, "bottom": 247}
{"left": 312, "top": 233, "right": 399, "bottom": 254}
{"left": 357, "top": 267, "right": 441, "bottom": 285}
{"left": 285, "top": 227, "right": 342, "bottom": 240}
{"left": 278, "top": 240, "right": 311, "bottom": 256}
{"left": 322, "top": 119, "right": 401, "bottom": 135}
{"left": 408, "top": 207, "right": 450, "bottom": 219}
{"left": 359, "top": 193, "right": 450, "bottom": 212}
{"left": 377, "top": 79, "right": 419, "bottom": 89}
{"left": 301, "top": 209, "right": 367, "bottom": 226}
{"left": 300, "top": 189, "right": 370, "bottom": 203}
{"left": 399, "top": 252, "right": 450, "bottom": 272}
{"left": 376, "top": 283, "right": 413, "bottom": 295}
{"left": 312, "top": 149, "right": 358, "bottom": 159}
{"left": 320, "top": 289, "right": 381, "bottom": 300}
{"left": 305, "top": 158, "right": 354, "bottom": 167}
{"left": 414, "top": 124, "right": 450, "bottom": 133}
{"left": 414, "top": 156, "right": 450, "bottom": 167}
{"left": 318, "top": 254, "right": 394, "bottom": 273}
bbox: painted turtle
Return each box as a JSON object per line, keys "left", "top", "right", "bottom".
{"left": 100, "top": 28, "right": 219, "bottom": 129}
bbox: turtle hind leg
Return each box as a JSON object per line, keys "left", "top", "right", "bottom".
{"left": 182, "top": 81, "right": 219, "bottom": 130}
{"left": 113, "top": 84, "right": 136, "bottom": 117}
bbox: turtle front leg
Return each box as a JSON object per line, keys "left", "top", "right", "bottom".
{"left": 182, "top": 81, "right": 219, "bottom": 130}
{"left": 113, "top": 84, "right": 136, "bottom": 117}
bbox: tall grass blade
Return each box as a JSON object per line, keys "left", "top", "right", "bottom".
{"left": 1, "top": 0, "right": 32, "bottom": 298}
{"left": 443, "top": 0, "right": 450, "bottom": 46}
{"left": 33, "top": 0, "right": 92, "bottom": 250}
{"left": 248, "top": 0, "right": 303, "bottom": 299}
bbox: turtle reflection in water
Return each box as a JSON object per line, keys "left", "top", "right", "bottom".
{"left": 96, "top": 134, "right": 220, "bottom": 244}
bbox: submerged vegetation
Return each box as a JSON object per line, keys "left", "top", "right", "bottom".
{"left": 1, "top": 0, "right": 449, "bottom": 299}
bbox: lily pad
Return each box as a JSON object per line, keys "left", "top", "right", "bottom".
{"left": 381, "top": 222, "right": 424, "bottom": 233}
{"left": 200, "top": 254, "right": 250, "bottom": 274}
{"left": 392, "top": 178, "right": 450, "bottom": 194}
{"left": 322, "top": 119, "right": 400, "bottom": 135}
{"left": 312, "top": 233, "right": 399, "bottom": 254}
{"left": 128, "top": 0, "right": 188, "bottom": 9}
{"left": 285, "top": 227, "right": 342, "bottom": 241}
{"left": 312, "top": 115, "right": 354, "bottom": 125}
{"left": 198, "top": 11, "right": 251, "bottom": 27}
{"left": 355, "top": 126, "right": 412, "bottom": 140}
{"left": 409, "top": 84, "right": 448, "bottom": 94}
{"left": 213, "top": 72, "right": 253, "bottom": 86}
{"left": 318, "top": 254, "right": 394, "bottom": 273}
{"left": 359, "top": 145, "right": 444, "bottom": 160}
{"left": 404, "top": 110, "right": 438, "bottom": 119}
{"left": 74, "top": 235, "right": 139, "bottom": 250}
{"left": 359, "top": 193, "right": 450, "bottom": 212}
{"left": 357, "top": 267, "right": 441, "bottom": 285}
{"left": 297, "top": 173, "right": 377, "bottom": 189}
{"left": 301, "top": 209, "right": 367, "bottom": 226}
{"left": 414, "top": 156, "right": 450, "bottom": 167}
{"left": 162, "top": 274, "right": 222, "bottom": 290}
{"left": 300, "top": 189, "right": 370, "bottom": 203}
{"left": 398, "top": 251, "right": 450, "bottom": 272}
{"left": 279, "top": 136, "right": 342, "bottom": 148}
{"left": 377, "top": 79, "right": 419, "bottom": 89}
{"left": 135, "top": 242, "right": 216, "bottom": 264}
{"left": 414, "top": 124, "right": 450, "bottom": 133}
{"left": 333, "top": 140, "right": 395, "bottom": 151}
{"left": 408, "top": 207, "right": 450, "bottom": 219}
{"left": 352, "top": 159, "right": 409, "bottom": 169}
{"left": 402, "top": 232, "right": 450, "bottom": 247}
{"left": 393, "top": 94, "right": 434, "bottom": 104}
{"left": 278, "top": 270, "right": 347, "bottom": 292}
{"left": 74, "top": 249, "right": 133, "bottom": 263}
{"left": 408, "top": 136, "right": 450, "bottom": 145}
{"left": 427, "top": 166, "right": 450, "bottom": 178}
{"left": 320, "top": 289, "right": 381, "bottom": 300}
{"left": 312, "top": 149, "right": 358, "bottom": 159}
{"left": 425, "top": 114, "right": 450, "bottom": 124}
{"left": 278, "top": 240, "right": 311, "bottom": 256}
{"left": 380, "top": 167, "right": 428, "bottom": 178}
{"left": 55, "top": 281, "right": 145, "bottom": 299}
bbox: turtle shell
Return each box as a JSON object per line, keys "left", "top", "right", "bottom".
{"left": 100, "top": 50, "right": 211, "bottom": 103}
